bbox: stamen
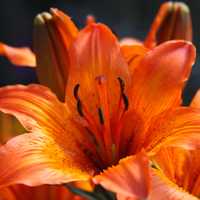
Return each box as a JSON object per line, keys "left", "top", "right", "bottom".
{"left": 73, "top": 83, "right": 105, "bottom": 163}
{"left": 77, "top": 99, "right": 84, "bottom": 117}
{"left": 73, "top": 84, "right": 80, "bottom": 100}
{"left": 117, "top": 77, "right": 129, "bottom": 111}
{"left": 122, "top": 93, "right": 129, "bottom": 111}
{"left": 117, "top": 77, "right": 125, "bottom": 93}
{"left": 98, "top": 107, "right": 104, "bottom": 124}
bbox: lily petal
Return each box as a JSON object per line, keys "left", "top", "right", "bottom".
{"left": 153, "top": 147, "right": 200, "bottom": 196}
{"left": 0, "top": 84, "right": 69, "bottom": 132}
{"left": 0, "top": 84, "right": 95, "bottom": 187}
{"left": 34, "top": 9, "right": 78, "bottom": 101}
{"left": 0, "top": 42, "right": 36, "bottom": 67}
{"left": 130, "top": 41, "right": 196, "bottom": 122}
{"left": 145, "top": 2, "right": 192, "bottom": 48}
{"left": 93, "top": 151, "right": 150, "bottom": 199}
{"left": 142, "top": 107, "right": 200, "bottom": 154}
{"left": 121, "top": 45, "right": 148, "bottom": 76}
{"left": 0, "top": 132, "right": 92, "bottom": 188}
{"left": 190, "top": 89, "right": 200, "bottom": 108}
{"left": 149, "top": 169, "right": 198, "bottom": 200}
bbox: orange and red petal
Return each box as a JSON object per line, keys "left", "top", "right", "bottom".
{"left": 93, "top": 151, "right": 150, "bottom": 199}
{"left": 142, "top": 107, "right": 200, "bottom": 154}
{"left": 50, "top": 8, "right": 78, "bottom": 48}
{"left": 149, "top": 169, "right": 198, "bottom": 200}
{"left": 129, "top": 41, "right": 195, "bottom": 124}
{"left": 0, "top": 42, "right": 36, "bottom": 67}
{"left": 0, "top": 132, "right": 92, "bottom": 188}
{"left": 153, "top": 147, "right": 200, "bottom": 197}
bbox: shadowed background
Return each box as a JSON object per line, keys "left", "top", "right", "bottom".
{"left": 0, "top": 0, "right": 199, "bottom": 103}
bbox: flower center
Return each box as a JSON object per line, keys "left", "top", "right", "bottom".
{"left": 73, "top": 75, "right": 129, "bottom": 170}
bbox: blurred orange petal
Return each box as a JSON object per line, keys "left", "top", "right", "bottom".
{"left": 0, "top": 42, "right": 36, "bottom": 67}
{"left": 93, "top": 151, "right": 150, "bottom": 199}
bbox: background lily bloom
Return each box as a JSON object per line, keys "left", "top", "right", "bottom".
{"left": 0, "top": 18, "right": 199, "bottom": 200}
{"left": 0, "top": 185, "right": 85, "bottom": 200}
{"left": 121, "top": 1, "right": 192, "bottom": 48}
{"left": 144, "top": 2, "right": 192, "bottom": 48}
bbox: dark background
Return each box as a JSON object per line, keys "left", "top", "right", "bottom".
{"left": 0, "top": 0, "right": 199, "bottom": 103}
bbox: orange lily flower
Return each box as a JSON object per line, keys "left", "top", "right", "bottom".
{"left": 0, "top": 17, "right": 199, "bottom": 200}
{"left": 0, "top": 185, "right": 85, "bottom": 200}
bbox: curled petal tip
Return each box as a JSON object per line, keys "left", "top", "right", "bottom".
{"left": 86, "top": 15, "right": 96, "bottom": 25}
{"left": 34, "top": 12, "right": 52, "bottom": 25}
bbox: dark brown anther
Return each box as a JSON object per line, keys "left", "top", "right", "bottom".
{"left": 98, "top": 107, "right": 104, "bottom": 124}
{"left": 73, "top": 84, "right": 80, "bottom": 100}
{"left": 122, "top": 93, "right": 129, "bottom": 111}
{"left": 117, "top": 77, "right": 125, "bottom": 93}
{"left": 77, "top": 99, "right": 84, "bottom": 117}
{"left": 117, "top": 77, "right": 129, "bottom": 111}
